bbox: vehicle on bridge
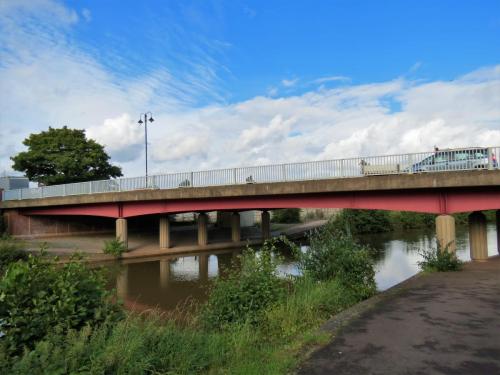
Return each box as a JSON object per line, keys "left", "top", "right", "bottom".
{"left": 409, "top": 147, "right": 494, "bottom": 173}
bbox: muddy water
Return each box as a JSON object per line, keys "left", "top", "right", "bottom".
{"left": 106, "top": 224, "right": 498, "bottom": 312}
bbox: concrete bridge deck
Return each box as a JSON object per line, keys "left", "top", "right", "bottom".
{"left": 298, "top": 256, "right": 500, "bottom": 375}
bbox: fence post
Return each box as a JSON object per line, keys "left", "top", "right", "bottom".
{"left": 408, "top": 154, "right": 414, "bottom": 174}
{"left": 89, "top": 181, "right": 93, "bottom": 194}
{"left": 190, "top": 172, "right": 194, "bottom": 187}
{"left": 233, "top": 168, "right": 237, "bottom": 184}
{"left": 282, "top": 164, "right": 287, "bottom": 181}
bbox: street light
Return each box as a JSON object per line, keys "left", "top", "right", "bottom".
{"left": 138, "top": 112, "right": 154, "bottom": 181}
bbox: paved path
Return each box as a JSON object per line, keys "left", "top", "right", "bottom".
{"left": 298, "top": 256, "right": 500, "bottom": 375}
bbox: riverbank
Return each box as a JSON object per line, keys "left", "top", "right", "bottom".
{"left": 297, "top": 255, "right": 500, "bottom": 375}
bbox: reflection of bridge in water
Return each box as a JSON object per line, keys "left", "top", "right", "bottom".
{"left": 1, "top": 147, "right": 500, "bottom": 261}
{"left": 115, "top": 251, "right": 237, "bottom": 311}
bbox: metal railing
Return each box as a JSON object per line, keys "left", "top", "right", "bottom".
{"left": 2, "top": 146, "right": 499, "bottom": 201}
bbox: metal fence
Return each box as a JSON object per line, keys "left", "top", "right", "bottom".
{"left": 2, "top": 146, "right": 499, "bottom": 201}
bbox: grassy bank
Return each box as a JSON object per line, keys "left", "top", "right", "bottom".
{"left": 0, "top": 227, "right": 375, "bottom": 374}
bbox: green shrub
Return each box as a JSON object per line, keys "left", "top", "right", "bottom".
{"left": 299, "top": 227, "right": 376, "bottom": 299}
{"left": 0, "top": 254, "right": 123, "bottom": 355}
{"left": 331, "top": 209, "right": 392, "bottom": 234}
{"left": 202, "top": 243, "right": 285, "bottom": 329}
{"left": 103, "top": 238, "right": 126, "bottom": 257}
{"left": 390, "top": 211, "right": 436, "bottom": 229}
{"left": 271, "top": 209, "right": 301, "bottom": 223}
{"left": 0, "top": 236, "right": 28, "bottom": 275}
{"left": 418, "top": 245, "right": 463, "bottom": 272}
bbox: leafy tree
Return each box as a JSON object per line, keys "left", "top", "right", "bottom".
{"left": 11, "top": 126, "right": 122, "bottom": 185}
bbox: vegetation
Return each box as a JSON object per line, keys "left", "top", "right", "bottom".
{"left": 0, "top": 226, "right": 376, "bottom": 374}
{"left": 390, "top": 211, "right": 436, "bottom": 229}
{"left": 271, "top": 208, "right": 301, "bottom": 223}
{"left": 0, "top": 236, "right": 28, "bottom": 275}
{"left": 11, "top": 126, "right": 122, "bottom": 185}
{"left": 0, "top": 253, "right": 122, "bottom": 358}
{"left": 417, "top": 245, "right": 463, "bottom": 272}
{"left": 102, "top": 238, "right": 127, "bottom": 258}
{"left": 330, "top": 209, "right": 392, "bottom": 234}
{"left": 203, "top": 244, "right": 285, "bottom": 328}
{"left": 299, "top": 226, "right": 376, "bottom": 299}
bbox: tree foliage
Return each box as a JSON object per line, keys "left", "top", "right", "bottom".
{"left": 11, "top": 126, "right": 122, "bottom": 185}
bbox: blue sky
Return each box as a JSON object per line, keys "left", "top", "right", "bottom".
{"left": 0, "top": 1, "right": 499, "bottom": 176}
{"left": 63, "top": 0, "right": 500, "bottom": 103}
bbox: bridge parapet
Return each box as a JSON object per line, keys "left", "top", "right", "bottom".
{"left": 1, "top": 146, "right": 499, "bottom": 203}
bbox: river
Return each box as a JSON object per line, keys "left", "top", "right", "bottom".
{"left": 108, "top": 224, "right": 498, "bottom": 312}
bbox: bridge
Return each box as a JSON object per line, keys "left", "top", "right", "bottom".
{"left": 1, "top": 147, "right": 499, "bottom": 259}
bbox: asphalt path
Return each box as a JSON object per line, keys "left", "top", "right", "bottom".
{"left": 298, "top": 256, "right": 500, "bottom": 375}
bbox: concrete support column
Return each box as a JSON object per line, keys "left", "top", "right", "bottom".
{"left": 198, "top": 254, "right": 209, "bottom": 281}
{"left": 469, "top": 211, "right": 488, "bottom": 261}
{"left": 261, "top": 210, "right": 270, "bottom": 240}
{"left": 159, "top": 259, "right": 170, "bottom": 289}
{"left": 159, "top": 216, "right": 171, "bottom": 249}
{"left": 496, "top": 210, "right": 500, "bottom": 255}
{"left": 436, "top": 215, "right": 456, "bottom": 253}
{"left": 198, "top": 212, "right": 208, "bottom": 246}
{"left": 231, "top": 212, "right": 241, "bottom": 242}
{"left": 116, "top": 218, "right": 128, "bottom": 250}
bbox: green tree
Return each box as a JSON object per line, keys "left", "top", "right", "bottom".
{"left": 11, "top": 126, "right": 122, "bottom": 185}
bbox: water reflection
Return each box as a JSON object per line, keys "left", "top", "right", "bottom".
{"left": 109, "top": 224, "right": 498, "bottom": 312}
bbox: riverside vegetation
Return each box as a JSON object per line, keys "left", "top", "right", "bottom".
{"left": 0, "top": 223, "right": 376, "bottom": 374}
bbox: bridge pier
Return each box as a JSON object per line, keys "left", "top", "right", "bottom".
{"left": 261, "top": 210, "right": 271, "bottom": 240}
{"left": 436, "top": 215, "right": 456, "bottom": 253}
{"left": 116, "top": 218, "right": 128, "bottom": 250}
{"left": 496, "top": 210, "right": 500, "bottom": 255}
{"left": 468, "top": 211, "right": 488, "bottom": 261}
{"left": 231, "top": 212, "right": 241, "bottom": 242}
{"left": 198, "top": 212, "right": 208, "bottom": 246}
{"left": 159, "top": 216, "right": 171, "bottom": 249}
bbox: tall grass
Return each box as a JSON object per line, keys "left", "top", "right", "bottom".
{"left": 1, "top": 229, "right": 376, "bottom": 374}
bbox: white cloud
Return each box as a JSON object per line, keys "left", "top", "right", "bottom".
{"left": 86, "top": 114, "right": 143, "bottom": 162}
{"left": 312, "top": 75, "right": 350, "bottom": 84}
{"left": 281, "top": 78, "right": 298, "bottom": 87}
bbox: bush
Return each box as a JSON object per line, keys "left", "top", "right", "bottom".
{"left": 103, "top": 238, "right": 126, "bottom": 257}
{"left": 0, "top": 254, "right": 123, "bottom": 355}
{"left": 271, "top": 208, "right": 301, "bottom": 223}
{"left": 418, "top": 245, "right": 463, "bottom": 272}
{"left": 390, "top": 212, "right": 436, "bottom": 229}
{"left": 299, "top": 227, "right": 376, "bottom": 299}
{"left": 331, "top": 209, "right": 392, "bottom": 234}
{"left": 202, "top": 243, "right": 285, "bottom": 329}
{"left": 0, "top": 236, "right": 28, "bottom": 275}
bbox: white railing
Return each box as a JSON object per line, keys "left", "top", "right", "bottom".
{"left": 2, "top": 146, "right": 499, "bottom": 201}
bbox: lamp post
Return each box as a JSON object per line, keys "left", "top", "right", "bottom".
{"left": 138, "top": 112, "right": 154, "bottom": 182}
